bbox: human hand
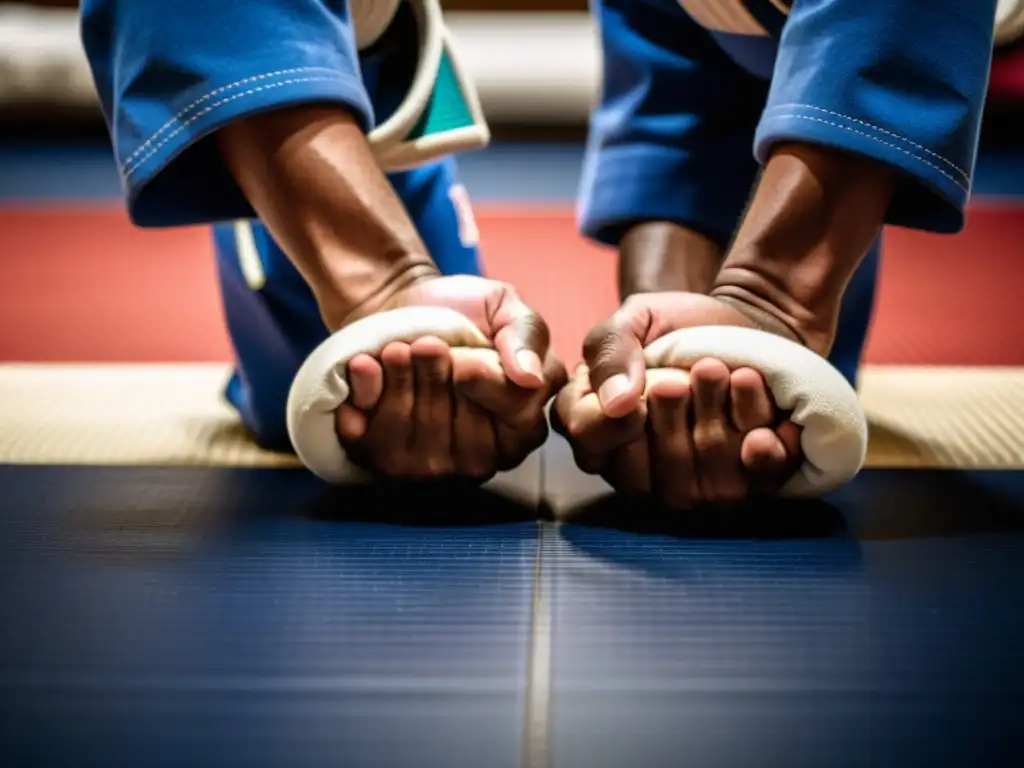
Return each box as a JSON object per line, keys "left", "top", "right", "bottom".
{"left": 553, "top": 291, "right": 804, "bottom": 508}
{"left": 335, "top": 275, "right": 567, "bottom": 481}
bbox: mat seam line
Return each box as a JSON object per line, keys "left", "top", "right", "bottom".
{"left": 521, "top": 519, "right": 554, "bottom": 768}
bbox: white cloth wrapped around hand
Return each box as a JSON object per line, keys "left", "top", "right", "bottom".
{"left": 642, "top": 325, "right": 867, "bottom": 496}
{"left": 286, "top": 307, "right": 867, "bottom": 495}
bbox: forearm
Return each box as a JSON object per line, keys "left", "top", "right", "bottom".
{"left": 218, "top": 105, "right": 439, "bottom": 330}
{"left": 711, "top": 143, "right": 896, "bottom": 354}
{"left": 618, "top": 222, "right": 723, "bottom": 302}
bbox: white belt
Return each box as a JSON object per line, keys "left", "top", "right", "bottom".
{"left": 358, "top": 0, "right": 490, "bottom": 172}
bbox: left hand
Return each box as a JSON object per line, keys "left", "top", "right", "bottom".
{"left": 335, "top": 275, "right": 568, "bottom": 481}
{"left": 553, "top": 291, "right": 803, "bottom": 508}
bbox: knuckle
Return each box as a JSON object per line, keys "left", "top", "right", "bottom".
{"left": 582, "top": 324, "right": 620, "bottom": 369}
{"left": 503, "top": 404, "right": 537, "bottom": 431}
{"left": 411, "top": 455, "right": 455, "bottom": 479}
{"left": 564, "top": 412, "right": 591, "bottom": 442}
{"left": 692, "top": 425, "right": 728, "bottom": 455}
{"left": 521, "top": 418, "right": 549, "bottom": 453}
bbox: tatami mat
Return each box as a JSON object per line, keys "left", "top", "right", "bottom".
{"left": 0, "top": 364, "right": 299, "bottom": 468}
{"left": 1, "top": 363, "right": 1023, "bottom": 469}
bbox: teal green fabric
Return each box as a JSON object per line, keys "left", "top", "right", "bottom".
{"left": 406, "top": 47, "right": 475, "bottom": 140}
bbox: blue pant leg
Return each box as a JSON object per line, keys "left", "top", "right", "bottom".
{"left": 388, "top": 156, "right": 484, "bottom": 277}
{"left": 213, "top": 157, "right": 483, "bottom": 451}
{"left": 826, "top": 235, "right": 881, "bottom": 388}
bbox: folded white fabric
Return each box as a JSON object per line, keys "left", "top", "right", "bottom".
{"left": 286, "top": 307, "right": 489, "bottom": 483}
{"left": 287, "top": 308, "right": 868, "bottom": 496}
{"left": 644, "top": 325, "right": 868, "bottom": 497}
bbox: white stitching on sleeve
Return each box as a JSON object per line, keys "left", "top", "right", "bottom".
{"left": 123, "top": 76, "right": 348, "bottom": 180}
{"left": 764, "top": 103, "right": 970, "bottom": 184}
{"left": 119, "top": 67, "right": 339, "bottom": 172}
{"left": 759, "top": 113, "right": 969, "bottom": 195}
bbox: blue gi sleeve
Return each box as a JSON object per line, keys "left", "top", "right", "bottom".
{"left": 80, "top": 0, "right": 373, "bottom": 227}
{"left": 578, "top": 0, "right": 771, "bottom": 247}
{"left": 756, "top": 0, "right": 997, "bottom": 234}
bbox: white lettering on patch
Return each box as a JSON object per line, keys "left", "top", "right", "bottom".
{"left": 448, "top": 183, "right": 480, "bottom": 248}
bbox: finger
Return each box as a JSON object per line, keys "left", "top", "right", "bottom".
{"left": 604, "top": 438, "right": 652, "bottom": 495}
{"left": 410, "top": 336, "right": 454, "bottom": 475}
{"left": 363, "top": 341, "right": 415, "bottom": 474}
{"left": 335, "top": 403, "right": 368, "bottom": 442}
{"left": 495, "top": 416, "right": 549, "bottom": 472}
{"left": 690, "top": 357, "right": 747, "bottom": 504}
{"left": 743, "top": 421, "right": 803, "bottom": 495}
{"left": 489, "top": 288, "right": 550, "bottom": 389}
{"left": 553, "top": 370, "right": 632, "bottom": 475}
{"left": 551, "top": 365, "right": 591, "bottom": 441}
{"left": 453, "top": 348, "right": 567, "bottom": 429}
{"left": 740, "top": 427, "right": 789, "bottom": 476}
{"left": 559, "top": 391, "right": 647, "bottom": 458}
{"left": 348, "top": 354, "right": 384, "bottom": 411}
{"left": 646, "top": 369, "right": 700, "bottom": 510}
{"left": 777, "top": 419, "right": 802, "bottom": 460}
{"left": 729, "top": 367, "right": 774, "bottom": 432}
{"left": 582, "top": 304, "right": 650, "bottom": 419}
{"left": 452, "top": 391, "right": 499, "bottom": 481}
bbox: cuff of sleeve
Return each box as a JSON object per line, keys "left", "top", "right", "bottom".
{"left": 755, "top": 105, "right": 970, "bottom": 234}
{"left": 121, "top": 71, "right": 373, "bottom": 228}
{"left": 577, "top": 144, "right": 754, "bottom": 248}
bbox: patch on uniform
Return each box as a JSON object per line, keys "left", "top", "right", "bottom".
{"left": 448, "top": 184, "right": 480, "bottom": 248}
{"left": 366, "top": 0, "right": 490, "bottom": 173}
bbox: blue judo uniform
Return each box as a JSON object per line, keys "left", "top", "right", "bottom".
{"left": 80, "top": 0, "right": 994, "bottom": 451}
{"left": 580, "top": 0, "right": 996, "bottom": 381}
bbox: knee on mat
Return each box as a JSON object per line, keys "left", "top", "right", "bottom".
{"left": 226, "top": 373, "right": 297, "bottom": 454}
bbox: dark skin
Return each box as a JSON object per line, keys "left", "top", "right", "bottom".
{"left": 579, "top": 219, "right": 801, "bottom": 501}
{"left": 555, "top": 142, "right": 895, "bottom": 508}
{"left": 218, "top": 105, "right": 566, "bottom": 481}
{"left": 216, "top": 104, "right": 890, "bottom": 499}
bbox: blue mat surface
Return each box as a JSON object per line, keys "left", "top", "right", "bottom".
{"left": 1, "top": 464, "right": 1023, "bottom": 767}
{"left": 549, "top": 469, "right": 1024, "bottom": 767}
{"left": 0, "top": 467, "right": 538, "bottom": 768}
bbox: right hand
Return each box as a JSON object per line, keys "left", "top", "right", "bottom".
{"left": 334, "top": 274, "right": 567, "bottom": 482}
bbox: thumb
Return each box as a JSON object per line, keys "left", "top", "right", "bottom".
{"left": 490, "top": 289, "right": 551, "bottom": 389}
{"left": 582, "top": 304, "right": 649, "bottom": 418}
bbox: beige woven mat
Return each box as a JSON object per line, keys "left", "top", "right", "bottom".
{"left": 1, "top": 363, "right": 1022, "bottom": 469}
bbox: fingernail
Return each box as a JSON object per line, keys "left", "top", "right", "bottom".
{"left": 597, "top": 374, "right": 632, "bottom": 409}
{"left": 516, "top": 349, "right": 543, "bottom": 380}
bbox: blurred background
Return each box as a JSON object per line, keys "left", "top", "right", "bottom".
{"left": 1, "top": 0, "right": 1024, "bottom": 465}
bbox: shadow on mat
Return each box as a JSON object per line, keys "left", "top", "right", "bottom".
{"left": 552, "top": 497, "right": 864, "bottom": 583}
{"left": 298, "top": 479, "right": 538, "bottom": 527}
{"left": 830, "top": 468, "right": 1024, "bottom": 540}
{"left": 551, "top": 493, "right": 846, "bottom": 540}
{"left": 553, "top": 468, "right": 1024, "bottom": 542}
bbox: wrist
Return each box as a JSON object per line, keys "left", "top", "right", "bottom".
{"left": 617, "top": 222, "right": 723, "bottom": 302}
{"left": 714, "top": 142, "right": 895, "bottom": 353}
{"left": 314, "top": 257, "right": 441, "bottom": 331}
